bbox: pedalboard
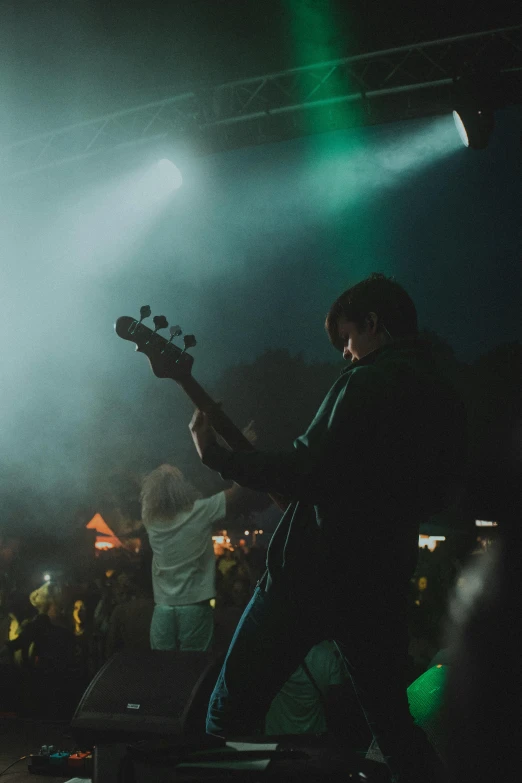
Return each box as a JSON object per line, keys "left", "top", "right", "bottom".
{"left": 28, "top": 745, "right": 93, "bottom": 776}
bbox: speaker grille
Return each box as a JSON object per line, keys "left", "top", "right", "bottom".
{"left": 72, "top": 650, "right": 218, "bottom": 739}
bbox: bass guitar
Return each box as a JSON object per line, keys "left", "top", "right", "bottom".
{"left": 115, "top": 306, "right": 287, "bottom": 510}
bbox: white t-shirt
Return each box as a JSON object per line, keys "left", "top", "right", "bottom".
{"left": 265, "top": 641, "right": 346, "bottom": 735}
{"left": 146, "top": 492, "right": 227, "bottom": 606}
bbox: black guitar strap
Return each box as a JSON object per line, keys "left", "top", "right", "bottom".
{"left": 301, "top": 658, "right": 327, "bottom": 708}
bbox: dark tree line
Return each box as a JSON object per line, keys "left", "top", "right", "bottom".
{"left": 1, "top": 338, "right": 520, "bottom": 564}
{"left": 86, "top": 337, "right": 521, "bottom": 531}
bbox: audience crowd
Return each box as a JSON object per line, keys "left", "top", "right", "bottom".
{"left": 0, "top": 526, "right": 484, "bottom": 734}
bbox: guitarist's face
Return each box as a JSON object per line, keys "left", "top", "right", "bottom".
{"left": 337, "top": 313, "right": 390, "bottom": 363}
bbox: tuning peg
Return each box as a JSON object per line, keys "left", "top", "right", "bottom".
{"left": 161, "top": 325, "right": 183, "bottom": 354}
{"left": 129, "top": 305, "right": 152, "bottom": 334}
{"left": 152, "top": 315, "right": 169, "bottom": 332}
{"left": 174, "top": 333, "right": 197, "bottom": 364}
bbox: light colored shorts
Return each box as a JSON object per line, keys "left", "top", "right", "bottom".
{"left": 150, "top": 602, "right": 213, "bottom": 652}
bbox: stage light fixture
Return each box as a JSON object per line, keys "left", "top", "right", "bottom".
{"left": 156, "top": 158, "right": 183, "bottom": 191}
{"left": 134, "top": 156, "right": 183, "bottom": 204}
{"left": 452, "top": 107, "right": 494, "bottom": 150}
{"left": 452, "top": 73, "right": 498, "bottom": 150}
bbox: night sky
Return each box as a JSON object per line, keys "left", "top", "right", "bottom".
{"left": 0, "top": 2, "right": 521, "bottom": 530}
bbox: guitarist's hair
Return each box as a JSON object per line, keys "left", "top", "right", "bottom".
{"left": 141, "top": 464, "right": 202, "bottom": 526}
{"left": 325, "top": 272, "right": 418, "bottom": 350}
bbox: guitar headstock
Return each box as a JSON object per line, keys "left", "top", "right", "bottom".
{"left": 115, "top": 310, "right": 196, "bottom": 383}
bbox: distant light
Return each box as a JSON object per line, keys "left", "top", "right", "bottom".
{"left": 419, "top": 535, "right": 446, "bottom": 551}
{"left": 259, "top": 530, "right": 263, "bottom": 535}
{"left": 43, "top": 573, "right": 51, "bottom": 582}
{"left": 95, "top": 541, "right": 114, "bottom": 550}
{"left": 475, "top": 520, "right": 498, "bottom": 527}
{"left": 244, "top": 530, "right": 250, "bottom": 535}
{"left": 156, "top": 159, "right": 182, "bottom": 191}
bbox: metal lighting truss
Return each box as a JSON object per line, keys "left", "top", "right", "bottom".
{"left": 3, "top": 24, "right": 521, "bottom": 181}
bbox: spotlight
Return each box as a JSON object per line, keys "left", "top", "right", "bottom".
{"left": 135, "top": 157, "right": 183, "bottom": 203}
{"left": 452, "top": 73, "right": 497, "bottom": 150}
{"left": 452, "top": 107, "right": 494, "bottom": 150}
{"left": 156, "top": 158, "right": 183, "bottom": 191}
{"left": 43, "top": 573, "right": 51, "bottom": 582}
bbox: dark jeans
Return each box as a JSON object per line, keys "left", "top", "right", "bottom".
{"left": 206, "top": 576, "right": 446, "bottom": 783}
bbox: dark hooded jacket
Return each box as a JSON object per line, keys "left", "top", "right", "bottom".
{"left": 203, "top": 339, "right": 466, "bottom": 603}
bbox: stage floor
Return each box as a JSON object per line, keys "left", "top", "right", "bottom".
{"left": 0, "top": 718, "right": 389, "bottom": 783}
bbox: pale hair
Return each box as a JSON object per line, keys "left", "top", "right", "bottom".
{"left": 140, "top": 464, "right": 202, "bottom": 527}
{"left": 29, "top": 583, "right": 61, "bottom": 615}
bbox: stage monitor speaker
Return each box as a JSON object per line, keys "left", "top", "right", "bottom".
{"left": 71, "top": 649, "right": 222, "bottom": 746}
{"left": 366, "top": 664, "right": 448, "bottom": 764}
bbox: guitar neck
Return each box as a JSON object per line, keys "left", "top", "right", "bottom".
{"left": 178, "top": 375, "right": 254, "bottom": 452}
{"left": 180, "top": 374, "right": 288, "bottom": 511}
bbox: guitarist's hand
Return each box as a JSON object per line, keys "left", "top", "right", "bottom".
{"left": 241, "top": 420, "right": 257, "bottom": 445}
{"left": 189, "top": 408, "right": 217, "bottom": 459}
